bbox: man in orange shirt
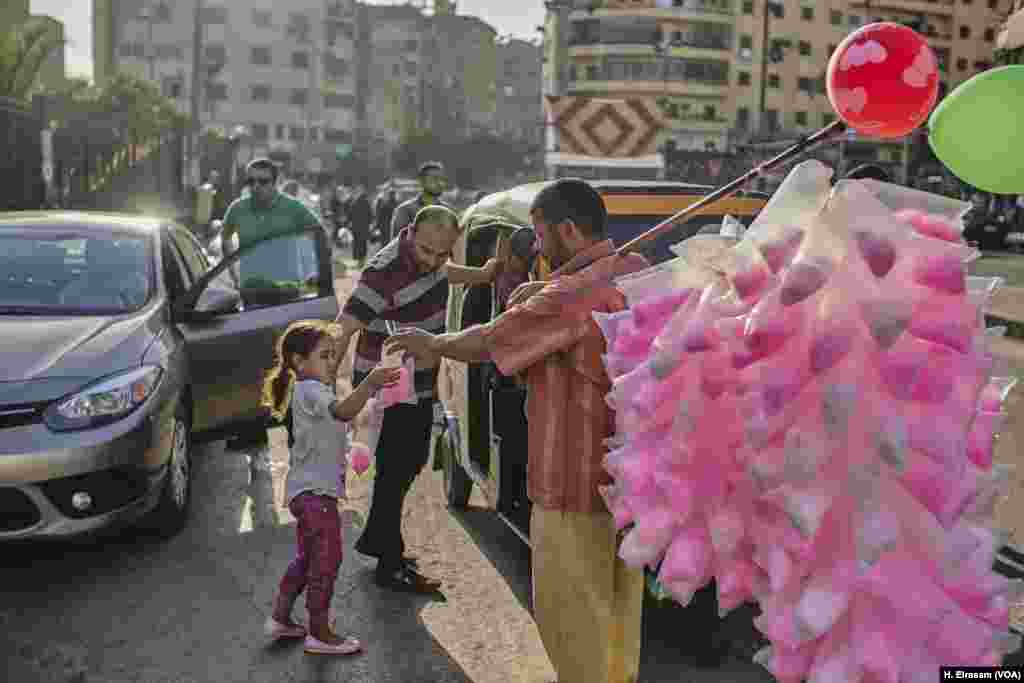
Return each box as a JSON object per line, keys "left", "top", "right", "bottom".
{"left": 387, "top": 179, "right": 649, "bottom": 683}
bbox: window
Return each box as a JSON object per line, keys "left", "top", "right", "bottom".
{"left": 406, "top": 40, "right": 419, "bottom": 51}
{"left": 206, "top": 83, "right": 228, "bottom": 100}
{"left": 253, "top": 10, "right": 272, "bottom": 27}
{"left": 290, "top": 89, "right": 308, "bottom": 106}
{"left": 794, "top": 111, "right": 808, "bottom": 126}
{"left": 155, "top": 44, "right": 184, "bottom": 60}
{"left": 405, "top": 61, "right": 417, "bottom": 77}
{"left": 324, "top": 93, "right": 356, "bottom": 108}
{"left": 291, "top": 52, "right": 310, "bottom": 69}
{"left": 798, "top": 76, "right": 813, "bottom": 92}
{"left": 736, "top": 106, "right": 750, "bottom": 129}
{"left": 392, "top": 64, "right": 401, "bottom": 77}
{"left": 287, "top": 12, "right": 312, "bottom": 43}
{"left": 275, "top": 124, "right": 285, "bottom": 139}
{"left": 768, "top": 74, "right": 780, "bottom": 88}
{"left": 251, "top": 85, "right": 272, "bottom": 102}
{"left": 830, "top": 10, "right": 842, "bottom": 25}
{"left": 324, "top": 129, "right": 352, "bottom": 143}
{"left": 738, "top": 71, "right": 751, "bottom": 85}
{"left": 152, "top": 1, "right": 172, "bottom": 22}
{"left": 742, "top": 0, "right": 754, "bottom": 13}
{"left": 200, "top": 5, "right": 227, "bottom": 24}
{"left": 799, "top": 41, "right": 811, "bottom": 56}
{"left": 324, "top": 55, "right": 349, "bottom": 79}
{"left": 801, "top": 6, "right": 813, "bottom": 20}
{"left": 251, "top": 47, "right": 272, "bottom": 66}
{"left": 251, "top": 123, "right": 269, "bottom": 140}
{"left": 234, "top": 232, "right": 324, "bottom": 309}
{"left": 740, "top": 34, "right": 753, "bottom": 49}
{"left": 289, "top": 126, "right": 305, "bottom": 141}
{"left": 957, "top": 57, "right": 968, "bottom": 70}
{"left": 960, "top": 26, "right": 971, "bottom": 39}
{"left": 984, "top": 28, "right": 995, "bottom": 42}
{"left": 205, "top": 44, "right": 226, "bottom": 64}
{"left": 163, "top": 78, "right": 183, "bottom": 98}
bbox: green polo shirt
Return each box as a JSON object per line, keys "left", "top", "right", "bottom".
{"left": 222, "top": 192, "right": 321, "bottom": 251}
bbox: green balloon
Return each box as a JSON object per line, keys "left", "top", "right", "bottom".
{"left": 928, "top": 66, "right": 1024, "bottom": 194}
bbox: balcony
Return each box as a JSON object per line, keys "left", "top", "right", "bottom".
{"left": 570, "top": 0, "right": 734, "bottom": 25}
{"left": 847, "top": 0, "right": 953, "bottom": 17}
{"left": 569, "top": 79, "right": 729, "bottom": 98}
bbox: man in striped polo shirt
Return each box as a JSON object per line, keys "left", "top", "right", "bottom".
{"left": 334, "top": 205, "right": 501, "bottom": 593}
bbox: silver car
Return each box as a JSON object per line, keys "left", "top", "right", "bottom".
{"left": 0, "top": 212, "right": 338, "bottom": 540}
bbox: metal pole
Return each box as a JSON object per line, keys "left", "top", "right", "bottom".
{"left": 617, "top": 119, "right": 847, "bottom": 256}
{"left": 188, "top": 0, "right": 203, "bottom": 189}
{"left": 759, "top": 0, "right": 770, "bottom": 134}
{"left": 147, "top": 12, "right": 156, "bottom": 82}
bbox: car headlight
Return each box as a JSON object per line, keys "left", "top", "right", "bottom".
{"left": 45, "top": 365, "right": 163, "bottom": 432}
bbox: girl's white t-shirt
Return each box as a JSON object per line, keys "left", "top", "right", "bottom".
{"left": 285, "top": 379, "right": 350, "bottom": 504}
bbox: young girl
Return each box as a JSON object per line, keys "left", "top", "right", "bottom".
{"left": 262, "top": 320, "right": 400, "bottom": 655}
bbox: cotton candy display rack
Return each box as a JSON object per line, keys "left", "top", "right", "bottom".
{"left": 596, "top": 160, "right": 1022, "bottom": 682}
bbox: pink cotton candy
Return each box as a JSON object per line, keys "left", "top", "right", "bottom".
{"left": 780, "top": 261, "right": 829, "bottom": 306}
{"left": 860, "top": 298, "right": 912, "bottom": 349}
{"left": 967, "top": 411, "right": 1007, "bottom": 469}
{"left": 732, "top": 262, "right": 772, "bottom": 300}
{"left": 632, "top": 289, "right": 692, "bottom": 329}
{"left": 912, "top": 252, "right": 967, "bottom": 295}
{"left": 659, "top": 525, "right": 712, "bottom": 586}
{"left": 978, "top": 377, "right": 1017, "bottom": 412}
{"left": 348, "top": 444, "right": 372, "bottom": 475}
{"left": 854, "top": 230, "right": 898, "bottom": 278}
{"left": 759, "top": 229, "right": 805, "bottom": 273}
{"left": 908, "top": 294, "right": 977, "bottom": 354}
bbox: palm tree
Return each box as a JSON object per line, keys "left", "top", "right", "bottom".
{"left": 0, "top": 17, "right": 65, "bottom": 103}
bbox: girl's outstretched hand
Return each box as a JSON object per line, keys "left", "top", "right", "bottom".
{"left": 366, "top": 365, "right": 402, "bottom": 388}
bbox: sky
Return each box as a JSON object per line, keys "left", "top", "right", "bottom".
{"left": 28, "top": 0, "right": 546, "bottom": 82}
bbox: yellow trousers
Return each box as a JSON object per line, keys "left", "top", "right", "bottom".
{"left": 531, "top": 505, "right": 644, "bottom": 683}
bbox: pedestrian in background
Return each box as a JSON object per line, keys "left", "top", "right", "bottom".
{"left": 374, "top": 189, "right": 398, "bottom": 245}
{"left": 220, "top": 158, "right": 323, "bottom": 469}
{"left": 262, "top": 320, "right": 400, "bottom": 655}
{"left": 391, "top": 162, "right": 451, "bottom": 236}
{"left": 348, "top": 184, "right": 373, "bottom": 266}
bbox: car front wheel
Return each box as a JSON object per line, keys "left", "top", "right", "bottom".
{"left": 145, "top": 400, "right": 192, "bottom": 537}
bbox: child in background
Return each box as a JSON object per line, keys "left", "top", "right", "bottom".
{"left": 494, "top": 226, "right": 538, "bottom": 312}
{"left": 262, "top": 320, "right": 400, "bottom": 655}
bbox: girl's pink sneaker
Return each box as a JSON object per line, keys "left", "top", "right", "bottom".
{"left": 304, "top": 634, "right": 363, "bottom": 655}
{"left": 264, "top": 616, "right": 307, "bottom": 640}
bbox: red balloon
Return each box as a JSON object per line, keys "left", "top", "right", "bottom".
{"left": 827, "top": 22, "right": 939, "bottom": 139}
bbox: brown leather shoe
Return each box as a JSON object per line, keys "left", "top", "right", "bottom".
{"left": 375, "top": 565, "right": 441, "bottom": 594}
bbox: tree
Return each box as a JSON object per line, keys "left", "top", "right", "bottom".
{"left": 0, "top": 18, "right": 65, "bottom": 103}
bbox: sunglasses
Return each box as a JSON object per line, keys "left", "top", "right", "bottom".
{"left": 249, "top": 177, "right": 274, "bottom": 186}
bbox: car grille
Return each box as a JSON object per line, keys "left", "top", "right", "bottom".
{"left": 0, "top": 488, "right": 42, "bottom": 532}
{"left": 0, "top": 401, "right": 47, "bottom": 430}
{"left": 38, "top": 466, "right": 151, "bottom": 519}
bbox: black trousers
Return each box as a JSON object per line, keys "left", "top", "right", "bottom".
{"left": 351, "top": 222, "right": 369, "bottom": 262}
{"left": 356, "top": 399, "right": 435, "bottom": 571}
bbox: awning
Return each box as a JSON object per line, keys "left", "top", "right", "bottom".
{"left": 545, "top": 152, "right": 665, "bottom": 169}
{"left": 998, "top": 8, "right": 1024, "bottom": 50}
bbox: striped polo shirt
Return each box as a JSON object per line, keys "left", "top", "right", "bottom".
{"left": 342, "top": 227, "right": 448, "bottom": 400}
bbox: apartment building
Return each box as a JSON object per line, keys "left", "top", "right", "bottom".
{"left": 93, "top": 0, "right": 358, "bottom": 171}
{"left": 543, "top": 0, "right": 1004, "bottom": 176}
{"left": 998, "top": 0, "right": 1024, "bottom": 58}
{"left": 496, "top": 38, "right": 544, "bottom": 144}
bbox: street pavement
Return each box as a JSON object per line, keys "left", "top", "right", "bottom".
{"left": 0, "top": 253, "right": 776, "bottom": 683}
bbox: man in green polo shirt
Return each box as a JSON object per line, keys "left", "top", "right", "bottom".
{"left": 220, "top": 157, "right": 323, "bottom": 470}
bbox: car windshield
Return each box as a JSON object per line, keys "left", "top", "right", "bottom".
{"left": 0, "top": 228, "right": 153, "bottom": 315}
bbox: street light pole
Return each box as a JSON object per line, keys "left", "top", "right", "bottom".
{"left": 758, "top": 0, "right": 771, "bottom": 136}
{"left": 188, "top": 0, "right": 204, "bottom": 190}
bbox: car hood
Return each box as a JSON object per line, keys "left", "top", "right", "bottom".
{"left": 0, "top": 312, "right": 160, "bottom": 388}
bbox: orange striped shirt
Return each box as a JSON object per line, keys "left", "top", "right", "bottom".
{"left": 483, "top": 240, "right": 648, "bottom": 513}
